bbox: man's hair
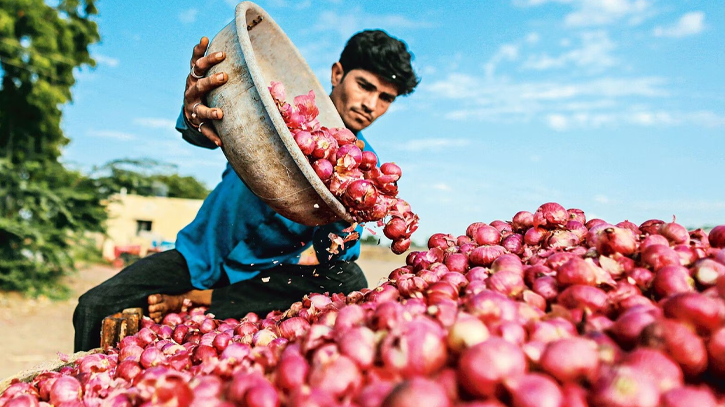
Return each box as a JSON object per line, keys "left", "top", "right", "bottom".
{"left": 338, "top": 30, "right": 420, "bottom": 96}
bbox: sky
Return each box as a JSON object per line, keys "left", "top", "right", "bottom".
{"left": 61, "top": 0, "right": 725, "bottom": 245}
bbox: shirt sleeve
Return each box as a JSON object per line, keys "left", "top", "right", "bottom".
{"left": 175, "top": 107, "right": 219, "bottom": 150}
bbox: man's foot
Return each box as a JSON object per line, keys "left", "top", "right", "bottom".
{"left": 147, "top": 293, "right": 186, "bottom": 323}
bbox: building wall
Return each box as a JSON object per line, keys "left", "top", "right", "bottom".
{"left": 101, "top": 193, "right": 204, "bottom": 260}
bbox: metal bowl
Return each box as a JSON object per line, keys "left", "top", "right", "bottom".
{"left": 205, "top": 1, "right": 353, "bottom": 226}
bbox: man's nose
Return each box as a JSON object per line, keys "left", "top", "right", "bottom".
{"left": 361, "top": 94, "right": 377, "bottom": 113}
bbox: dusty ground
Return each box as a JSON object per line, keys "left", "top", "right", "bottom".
{"left": 0, "top": 245, "right": 406, "bottom": 381}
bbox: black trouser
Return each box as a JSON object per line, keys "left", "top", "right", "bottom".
{"left": 73, "top": 249, "right": 367, "bottom": 351}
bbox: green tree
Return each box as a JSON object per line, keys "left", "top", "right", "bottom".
{"left": 0, "top": 0, "right": 102, "bottom": 297}
{"left": 92, "top": 158, "right": 210, "bottom": 200}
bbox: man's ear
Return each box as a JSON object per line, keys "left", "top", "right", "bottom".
{"left": 330, "top": 62, "right": 344, "bottom": 87}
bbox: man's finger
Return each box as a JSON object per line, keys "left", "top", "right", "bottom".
{"left": 190, "top": 37, "right": 209, "bottom": 69}
{"left": 189, "top": 103, "right": 224, "bottom": 122}
{"left": 185, "top": 72, "right": 228, "bottom": 102}
{"left": 193, "top": 51, "right": 226, "bottom": 76}
{"left": 198, "top": 121, "right": 223, "bottom": 147}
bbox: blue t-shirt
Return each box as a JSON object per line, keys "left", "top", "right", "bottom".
{"left": 175, "top": 113, "right": 367, "bottom": 289}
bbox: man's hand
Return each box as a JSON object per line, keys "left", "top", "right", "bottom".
{"left": 184, "top": 37, "right": 228, "bottom": 146}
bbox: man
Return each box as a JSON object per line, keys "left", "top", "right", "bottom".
{"left": 73, "top": 29, "right": 419, "bottom": 351}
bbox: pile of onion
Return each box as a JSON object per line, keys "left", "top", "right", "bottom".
{"left": 269, "top": 82, "right": 418, "bottom": 254}
{"left": 4, "top": 202, "right": 725, "bottom": 407}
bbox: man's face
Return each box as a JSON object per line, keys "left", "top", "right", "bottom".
{"left": 329, "top": 62, "right": 398, "bottom": 133}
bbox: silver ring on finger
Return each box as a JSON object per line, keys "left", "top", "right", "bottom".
{"left": 197, "top": 121, "right": 205, "bottom": 132}
{"left": 191, "top": 102, "right": 202, "bottom": 119}
{"left": 190, "top": 64, "right": 204, "bottom": 79}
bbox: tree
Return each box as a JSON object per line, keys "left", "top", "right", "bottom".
{"left": 0, "top": 0, "right": 102, "bottom": 297}
{"left": 92, "top": 158, "right": 210, "bottom": 200}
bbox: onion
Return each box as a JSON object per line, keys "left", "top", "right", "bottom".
{"left": 278, "top": 317, "right": 311, "bottom": 341}
{"left": 384, "top": 217, "right": 407, "bottom": 240}
{"left": 609, "top": 307, "right": 659, "bottom": 349}
{"left": 474, "top": 225, "right": 501, "bottom": 246}
{"left": 343, "top": 179, "right": 378, "bottom": 211}
{"left": 490, "top": 220, "right": 513, "bottom": 236}
{"left": 638, "top": 318, "right": 707, "bottom": 378}
{"left": 532, "top": 275, "right": 559, "bottom": 301}
{"left": 457, "top": 337, "right": 527, "bottom": 398}
{"left": 622, "top": 348, "right": 684, "bottom": 392}
{"left": 662, "top": 292, "right": 725, "bottom": 335}
{"left": 308, "top": 354, "right": 361, "bottom": 399}
{"left": 381, "top": 378, "right": 451, "bottom": 407}
{"left": 312, "top": 159, "right": 334, "bottom": 182}
{"left": 465, "top": 290, "right": 518, "bottom": 325}
{"left": 486, "top": 270, "right": 525, "bottom": 298}
{"left": 709, "top": 225, "right": 725, "bottom": 248}
{"left": 639, "top": 219, "right": 665, "bottom": 235}
{"left": 140, "top": 346, "right": 166, "bottom": 368}
{"left": 469, "top": 245, "right": 506, "bottom": 267}
{"left": 660, "top": 386, "right": 718, "bottom": 407}
{"left": 491, "top": 254, "right": 524, "bottom": 275}
{"left": 356, "top": 382, "right": 395, "bottom": 407}
{"left": 524, "top": 227, "right": 548, "bottom": 246}
{"left": 557, "top": 285, "right": 609, "bottom": 314}
{"left": 504, "top": 373, "right": 563, "bottom": 407}
{"left": 708, "top": 326, "right": 725, "bottom": 377}
{"left": 652, "top": 265, "right": 694, "bottom": 299}
{"left": 502, "top": 233, "right": 524, "bottom": 255}
{"left": 381, "top": 317, "right": 448, "bottom": 378}
{"left": 115, "top": 360, "right": 142, "bottom": 382}
{"left": 447, "top": 312, "right": 490, "bottom": 353}
{"left": 275, "top": 346, "right": 310, "bottom": 392}
{"left": 358, "top": 150, "right": 378, "bottom": 171}
{"left": 589, "top": 366, "right": 660, "bottom": 407}
{"left": 391, "top": 238, "right": 412, "bottom": 254}
{"left": 512, "top": 211, "right": 534, "bottom": 232}
{"left": 692, "top": 258, "right": 725, "bottom": 286}
{"left": 338, "top": 325, "right": 376, "bottom": 369}
{"left": 556, "top": 257, "right": 597, "bottom": 287}
{"left": 539, "top": 337, "right": 599, "bottom": 383}
{"left": 49, "top": 376, "right": 82, "bottom": 406}
{"left": 533, "top": 202, "right": 568, "bottom": 229}
{"left": 596, "top": 227, "right": 637, "bottom": 256}
{"left": 659, "top": 218, "right": 690, "bottom": 245}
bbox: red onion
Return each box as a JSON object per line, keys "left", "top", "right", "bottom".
{"left": 465, "top": 290, "right": 518, "bottom": 325}
{"left": 557, "top": 285, "right": 609, "bottom": 314}
{"left": 652, "top": 265, "right": 694, "bottom": 298}
{"left": 596, "top": 227, "right": 637, "bottom": 256}
{"left": 659, "top": 218, "right": 690, "bottom": 245}
{"left": 662, "top": 292, "right": 724, "bottom": 334}
{"left": 642, "top": 244, "right": 683, "bottom": 270}
{"left": 491, "top": 254, "right": 524, "bottom": 275}
{"left": 616, "top": 220, "right": 640, "bottom": 235}
{"left": 502, "top": 233, "right": 524, "bottom": 255}
{"left": 356, "top": 382, "right": 395, "bottom": 407}
{"left": 308, "top": 354, "right": 361, "bottom": 399}
{"left": 381, "top": 317, "right": 448, "bottom": 377}
{"left": 622, "top": 348, "right": 684, "bottom": 392}
{"left": 49, "top": 376, "right": 82, "bottom": 406}
{"left": 358, "top": 150, "right": 378, "bottom": 171}
{"left": 275, "top": 347, "right": 310, "bottom": 392}
{"left": 474, "top": 224, "right": 501, "bottom": 246}
{"left": 312, "top": 158, "right": 334, "bottom": 182}
{"left": 609, "top": 307, "right": 659, "bottom": 349}
{"left": 338, "top": 325, "right": 376, "bottom": 369}
{"left": 466, "top": 222, "right": 488, "bottom": 239}
{"left": 512, "top": 211, "right": 534, "bottom": 231}
{"left": 589, "top": 366, "right": 660, "bottom": 407}
{"left": 533, "top": 202, "right": 568, "bottom": 229}
{"left": 640, "top": 219, "right": 665, "bottom": 235}
{"left": 709, "top": 225, "right": 725, "bottom": 248}
{"left": 627, "top": 267, "right": 654, "bottom": 291}
{"left": 639, "top": 318, "right": 707, "bottom": 378}
{"left": 391, "top": 238, "right": 411, "bottom": 254}
{"left": 556, "top": 257, "right": 597, "bottom": 287}
{"left": 545, "top": 229, "right": 579, "bottom": 250}
{"left": 447, "top": 312, "right": 490, "bottom": 353}
{"left": 660, "top": 386, "right": 718, "bottom": 407}
{"left": 490, "top": 220, "right": 513, "bottom": 235}
{"left": 384, "top": 217, "right": 407, "bottom": 240}
{"left": 443, "top": 253, "right": 469, "bottom": 273}
{"left": 469, "top": 245, "right": 506, "bottom": 267}
{"left": 428, "top": 233, "right": 456, "bottom": 251}
{"left": 115, "top": 360, "right": 142, "bottom": 382}
{"left": 343, "top": 179, "right": 378, "bottom": 211}
{"left": 504, "top": 373, "right": 563, "bottom": 407}
{"left": 524, "top": 227, "right": 548, "bottom": 246}
{"left": 532, "top": 275, "right": 559, "bottom": 301}
{"left": 486, "top": 270, "right": 525, "bottom": 298}
{"left": 692, "top": 258, "right": 725, "bottom": 286}
{"left": 381, "top": 377, "right": 451, "bottom": 407}
{"left": 539, "top": 337, "right": 599, "bottom": 383}
{"left": 457, "top": 337, "right": 527, "bottom": 398}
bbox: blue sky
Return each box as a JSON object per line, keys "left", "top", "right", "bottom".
{"left": 61, "top": 0, "right": 724, "bottom": 244}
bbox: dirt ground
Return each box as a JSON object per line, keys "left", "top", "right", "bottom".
{"left": 0, "top": 245, "right": 406, "bottom": 381}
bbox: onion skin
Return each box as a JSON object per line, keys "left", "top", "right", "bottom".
{"left": 557, "top": 285, "right": 609, "bottom": 314}
{"left": 589, "top": 366, "right": 660, "bottom": 407}
{"left": 638, "top": 318, "right": 708, "bottom": 378}
{"left": 457, "top": 337, "right": 527, "bottom": 398}
{"left": 512, "top": 211, "right": 534, "bottom": 232}
{"left": 533, "top": 202, "right": 568, "bottom": 230}
{"left": 709, "top": 225, "right": 725, "bottom": 248}
{"left": 662, "top": 292, "right": 725, "bottom": 335}
{"left": 652, "top": 265, "right": 694, "bottom": 299}
{"left": 621, "top": 348, "right": 684, "bottom": 392}
{"left": 707, "top": 326, "right": 725, "bottom": 377}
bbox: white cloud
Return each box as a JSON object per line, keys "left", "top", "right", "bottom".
{"left": 525, "top": 32, "right": 541, "bottom": 44}
{"left": 522, "top": 31, "right": 617, "bottom": 72}
{"left": 133, "top": 118, "right": 177, "bottom": 129}
{"left": 546, "top": 114, "right": 569, "bottom": 131}
{"left": 88, "top": 130, "right": 137, "bottom": 141}
{"left": 653, "top": 11, "right": 705, "bottom": 38}
{"left": 432, "top": 183, "right": 452, "bottom": 191}
{"left": 393, "top": 138, "right": 471, "bottom": 152}
{"left": 514, "top": 0, "right": 654, "bottom": 27}
{"left": 541, "top": 109, "right": 725, "bottom": 131}
{"left": 93, "top": 54, "right": 120, "bottom": 68}
{"left": 484, "top": 44, "right": 519, "bottom": 78}
{"left": 313, "top": 10, "right": 432, "bottom": 40}
{"left": 179, "top": 9, "right": 198, "bottom": 24}
{"left": 594, "top": 194, "right": 610, "bottom": 204}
